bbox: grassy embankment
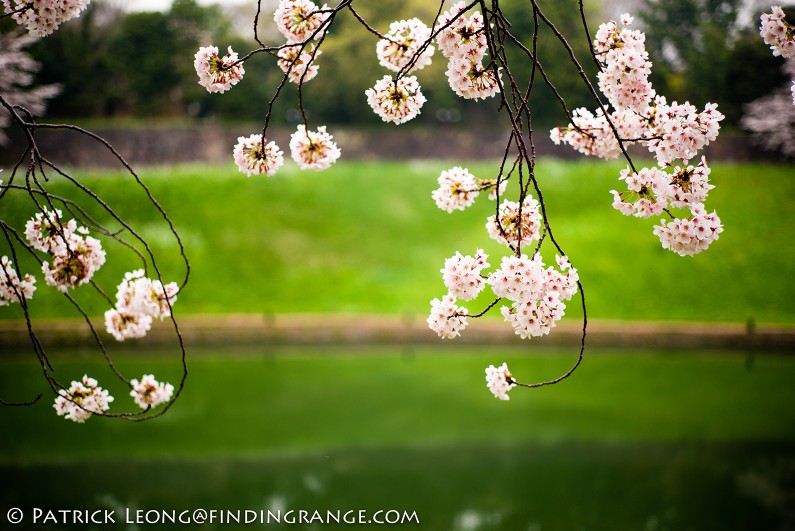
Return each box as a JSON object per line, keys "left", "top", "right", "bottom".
{"left": 1, "top": 158, "right": 793, "bottom": 324}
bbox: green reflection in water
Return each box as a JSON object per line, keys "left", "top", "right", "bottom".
{"left": 1, "top": 441, "right": 793, "bottom": 530}
{"left": 1, "top": 347, "right": 794, "bottom": 529}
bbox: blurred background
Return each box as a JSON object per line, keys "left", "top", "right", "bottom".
{"left": 1, "top": 0, "right": 794, "bottom": 529}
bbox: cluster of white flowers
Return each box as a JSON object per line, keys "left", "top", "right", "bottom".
{"left": 53, "top": 375, "right": 113, "bottom": 423}
{"left": 446, "top": 56, "right": 501, "bottom": 100}
{"left": 550, "top": 14, "right": 725, "bottom": 257}
{"left": 436, "top": 3, "right": 487, "bottom": 59}
{"left": 130, "top": 374, "right": 174, "bottom": 410}
{"left": 550, "top": 108, "right": 621, "bottom": 159}
{"left": 436, "top": 2, "right": 500, "bottom": 101}
{"left": 441, "top": 249, "right": 489, "bottom": 301}
{"left": 650, "top": 101, "right": 723, "bottom": 166}
{"left": 274, "top": 0, "right": 330, "bottom": 43}
{"left": 593, "top": 14, "right": 654, "bottom": 112}
{"left": 277, "top": 44, "right": 321, "bottom": 83}
{"left": 761, "top": 6, "right": 795, "bottom": 59}
{"left": 272, "top": 0, "right": 329, "bottom": 86}
{"left": 426, "top": 293, "right": 468, "bottom": 339}
{"left": 485, "top": 362, "right": 515, "bottom": 400}
{"left": 104, "top": 309, "right": 152, "bottom": 342}
{"left": 362, "top": 2, "right": 502, "bottom": 124}
{"left": 653, "top": 204, "right": 723, "bottom": 257}
{"left": 376, "top": 18, "right": 435, "bottom": 74}
{"left": 104, "top": 272, "right": 176, "bottom": 341}
{"left": 289, "top": 125, "right": 341, "bottom": 170}
{"left": 0, "top": 256, "right": 36, "bottom": 306}
{"left": 25, "top": 208, "right": 106, "bottom": 292}
{"left": 552, "top": 15, "right": 723, "bottom": 166}
{"left": 233, "top": 134, "right": 285, "bottom": 176}
{"left": 430, "top": 249, "right": 578, "bottom": 341}
{"left": 610, "top": 158, "right": 720, "bottom": 253}
{"left": 104, "top": 269, "right": 179, "bottom": 342}
{"left": 24, "top": 206, "right": 77, "bottom": 254}
{"left": 432, "top": 166, "right": 479, "bottom": 212}
{"left": 610, "top": 166, "right": 668, "bottom": 218}
{"left": 552, "top": 98, "right": 722, "bottom": 167}
{"left": 365, "top": 75, "right": 427, "bottom": 125}
{"left": 489, "top": 253, "right": 579, "bottom": 338}
{"left": 486, "top": 197, "right": 542, "bottom": 248}
{"left": 194, "top": 46, "right": 245, "bottom": 94}
{"left": 431, "top": 167, "right": 507, "bottom": 212}
{"left": 2, "top": 0, "right": 91, "bottom": 37}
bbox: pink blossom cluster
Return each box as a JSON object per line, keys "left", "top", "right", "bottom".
{"left": 552, "top": 97, "right": 722, "bottom": 166}
{"left": 426, "top": 293, "right": 469, "bottom": 339}
{"left": 551, "top": 14, "right": 723, "bottom": 168}
{"left": 593, "top": 14, "right": 654, "bottom": 112}
{"left": 611, "top": 159, "right": 720, "bottom": 254}
{"left": 428, "top": 250, "right": 578, "bottom": 341}
{"left": 486, "top": 197, "right": 542, "bottom": 248}
{"left": 549, "top": 13, "right": 725, "bottom": 257}
{"left": 436, "top": 2, "right": 487, "bottom": 60}
{"left": 53, "top": 375, "right": 113, "bottom": 423}
{"left": 130, "top": 374, "right": 174, "bottom": 410}
{"left": 104, "top": 309, "right": 152, "bottom": 342}
{"left": 277, "top": 44, "right": 321, "bottom": 83}
{"left": 760, "top": 6, "right": 795, "bottom": 59}
{"left": 0, "top": 256, "right": 36, "bottom": 306}
{"left": 653, "top": 204, "right": 723, "bottom": 257}
{"left": 650, "top": 101, "right": 723, "bottom": 166}
{"left": 486, "top": 253, "right": 578, "bottom": 338}
{"left": 376, "top": 18, "right": 435, "bottom": 74}
{"left": 2, "top": 0, "right": 91, "bottom": 36}
{"left": 233, "top": 134, "right": 285, "bottom": 176}
{"left": 194, "top": 45, "right": 245, "bottom": 94}
{"left": 104, "top": 269, "right": 179, "bottom": 342}
{"left": 432, "top": 168, "right": 507, "bottom": 212}
{"left": 432, "top": 166, "right": 480, "bottom": 212}
{"left": 274, "top": 0, "right": 330, "bottom": 43}
{"left": 485, "top": 362, "right": 515, "bottom": 400}
{"left": 289, "top": 125, "right": 341, "bottom": 170}
{"left": 446, "top": 56, "right": 501, "bottom": 100}
{"left": 610, "top": 166, "right": 668, "bottom": 218}
{"left": 365, "top": 75, "right": 426, "bottom": 125}
{"left": 441, "top": 249, "right": 489, "bottom": 301}
{"left": 24, "top": 206, "right": 77, "bottom": 254}
{"left": 25, "top": 208, "right": 106, "bottom": 292}
{"left": 436, "top": 2, "right": 500, "bottom": 101}
{"left": 549, "top": 108, "right": 624, "bottom": 159}
{"left": 549, "top": 104, "right": 660, "bottom": 160}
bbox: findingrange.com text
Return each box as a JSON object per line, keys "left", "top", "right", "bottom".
{"left": 5, "top": 507, "right": 420, "bottom": 526}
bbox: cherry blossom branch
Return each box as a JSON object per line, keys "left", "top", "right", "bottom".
{"left": 0, "top": 86, "right": 190, "bottom": 422}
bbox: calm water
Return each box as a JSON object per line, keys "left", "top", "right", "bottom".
{"left": 2, "top": 441, "right": 793, "bottom": 530}
{"left": 2, "top": 345, "right": 794, "bottom": 530}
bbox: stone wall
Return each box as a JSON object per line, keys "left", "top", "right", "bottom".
{"left": 0, "top": 123, "right": 780, "bottom": 168}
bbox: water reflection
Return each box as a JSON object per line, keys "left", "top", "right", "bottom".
{"left": 2, "top": 441, "right": 793, "bottom": 530}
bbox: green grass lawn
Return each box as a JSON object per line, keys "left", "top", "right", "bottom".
{"left": 1, "top": 159, "right": 793, "bottom": 324}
